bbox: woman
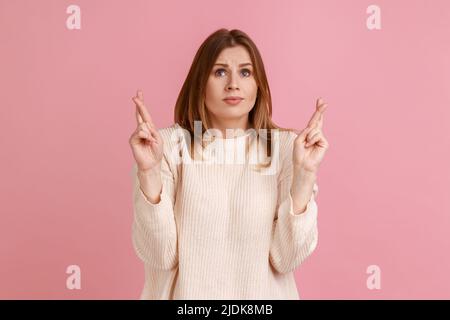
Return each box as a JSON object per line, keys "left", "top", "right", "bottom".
{"left": 128, "top": 28, "right": 329, "bottom": 299}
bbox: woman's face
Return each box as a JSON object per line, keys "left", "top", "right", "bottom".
{"left": 205, "top": 45, "right": 258, "bottom": 128}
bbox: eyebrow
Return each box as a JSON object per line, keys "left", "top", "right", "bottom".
{"left": 213, "top": 63, "right": 253, "bottom": 67}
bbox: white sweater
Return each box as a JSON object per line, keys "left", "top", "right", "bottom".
{"left": 131, "top": 123, "right": 319, "bottom": 299}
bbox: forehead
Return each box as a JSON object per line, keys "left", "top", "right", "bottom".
{"left": 215, "top": 45, "right": 252, "bottom": 64}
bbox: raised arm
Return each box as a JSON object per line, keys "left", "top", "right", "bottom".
{"left": 129, "top": 90, "right": 178, "bottom": 270}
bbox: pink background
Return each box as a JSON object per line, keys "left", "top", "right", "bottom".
{"left": 1, "top": 0, "right": 449, "bottom": 299}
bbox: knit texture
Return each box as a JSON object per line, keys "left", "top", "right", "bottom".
{"left": 131, "top": 123, "right": 319, "bottom": 299}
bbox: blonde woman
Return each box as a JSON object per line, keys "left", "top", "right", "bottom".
{"left": 129, "top": 28, "right": 329, "bottom": 300}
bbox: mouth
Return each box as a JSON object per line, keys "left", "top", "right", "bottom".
{"left": 223, "top": 97, "right": 244, "bottom": 105}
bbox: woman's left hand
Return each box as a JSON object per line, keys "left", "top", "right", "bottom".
{"left": 293, "top": 98, "right": 330, "bottom": 173}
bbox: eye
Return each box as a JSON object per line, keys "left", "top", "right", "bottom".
{"left": 214, "top": 68, "right": 226, "bottom": 77}
{"left": 241, "top": 68, "right": 252, "bottom": 77}
{"left": 213, "top": 68, "right": 252, "bottom": 77}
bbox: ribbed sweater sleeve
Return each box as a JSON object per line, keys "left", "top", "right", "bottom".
{"left": 131, "top": 142, "right": 179, "bottom": 271}
{"left": 269, "top": 132, "right": 319, "bottom": 274}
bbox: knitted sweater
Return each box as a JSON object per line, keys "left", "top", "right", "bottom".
{"left": 131, "top": 123, "right": 319, "bottom": 299}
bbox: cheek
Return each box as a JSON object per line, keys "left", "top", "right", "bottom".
{"left": 246, "top": 81, "right": 258, "bottom": 100}
{"left": 205, "top": 80, "right": 221, "bottom": 101}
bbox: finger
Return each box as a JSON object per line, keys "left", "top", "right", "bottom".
{"left": 132, "top": 95, "right": 150, "bottom": 122}
{"left": 138, "top": 122, "right": 160, "bottom": 141}
{"left": 306, "top": 128, "right": 321, "bottom": 142}
{"left": 138, "top": 122, "right": 150, "bottom": 133}
{"left": 136, "top": 90, "right": 154, "bottom": 127}
{"left": 306, "top": 132, "right": 329, "bottom": 148}
{"left": 307, "top": 98, "right": 327, "bottom": 128}
{"left": 306, "top": 131, "right": 321, "bottom": 146}
{"left": 137, "top": 130, "right": 149, "bottom": 139}
{"left": 135, "top": 90, "right": 151, "bottom": 125}
{"left": 142, "top": 122, "right": 161, "bottom": 144}
{"left": 299, "top": 125, "right": 314, "bottom": 139}
{"left": 309, "top": 98, "right": 328, "bottom": 125}
{"left": 137, "top": 89, "right": 144, "bottom": 102}
{"left": 305, "top": 132, "right": 322, "bottom": 147}
{"left": 132, "top": 96, "right": 146, "bottom": 124}
{"left": 132, "top": 92, "right": 155, "bottom": 126}
{"left": 312, "top": 112, "right": 324, "bottom": 131}
{"left": 138, "top": 130, "right": 157, "bottom": 143}
{"left": 306, "top": 98, "right": 323, "bottom": 126}
{"left": 318, "top": 135, "right": 329, "bottom": 149}
{"left": 135, "top": 105, "right": 143, "bottom": 124}
{"left": 144, "top": 121, "right": 159, "bottom": 138}
{"left": 318, "top": 112, "right": 324, "bottom": 129}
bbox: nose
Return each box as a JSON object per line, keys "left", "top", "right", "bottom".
{"left": 226, "top": 71, "right": 239, "bottom": 91}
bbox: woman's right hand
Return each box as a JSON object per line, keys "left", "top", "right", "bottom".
{"left": 129, "top": 90, "right": 164, "bottom": 173}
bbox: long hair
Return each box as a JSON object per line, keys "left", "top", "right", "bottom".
{"left": 174, "top": 28, "right": 295, "bottom": 169}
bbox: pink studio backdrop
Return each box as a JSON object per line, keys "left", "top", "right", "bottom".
{"left": 1, "top": 0, "right": 449, "bottom": 299}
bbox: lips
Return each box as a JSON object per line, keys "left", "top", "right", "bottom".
{"left": 223, "top": 96, "right": 243, "bottom": 101}
{"left": 223, "top": 97, "right": 243, "bottom": 103}
{"left": 223, "top": 97, "right": 243, "bottom": 105}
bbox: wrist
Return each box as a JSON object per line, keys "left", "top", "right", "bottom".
{"left": 137, "top": 165, "right": 161, "bottom": 177}
{"left": 293, "top": 165, "right": 317, "bottom": 180}
{"left": 137, "top": 166, "right": 162, "bottom": 204}
{"left": 290, "top": 168, "right": 317, "bottom": 215}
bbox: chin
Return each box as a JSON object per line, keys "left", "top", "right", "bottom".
{"left": 220, "top": 109, "right": 248, "bottom": 118}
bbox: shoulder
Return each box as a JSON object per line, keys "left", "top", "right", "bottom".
{"left": 157, "top": 123, "right": 189, "bottom": 168}
{"left": 157, "top": 123, "right": 182, "bottom": 141}
{"left": 283, "top": 129, "right": 298, "bottom": 143}
{"left": 276, "top": 129, "right": 298, "bottom": 155}
{"left": 157, "top": 123, "right": 188, "bottom": 151}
